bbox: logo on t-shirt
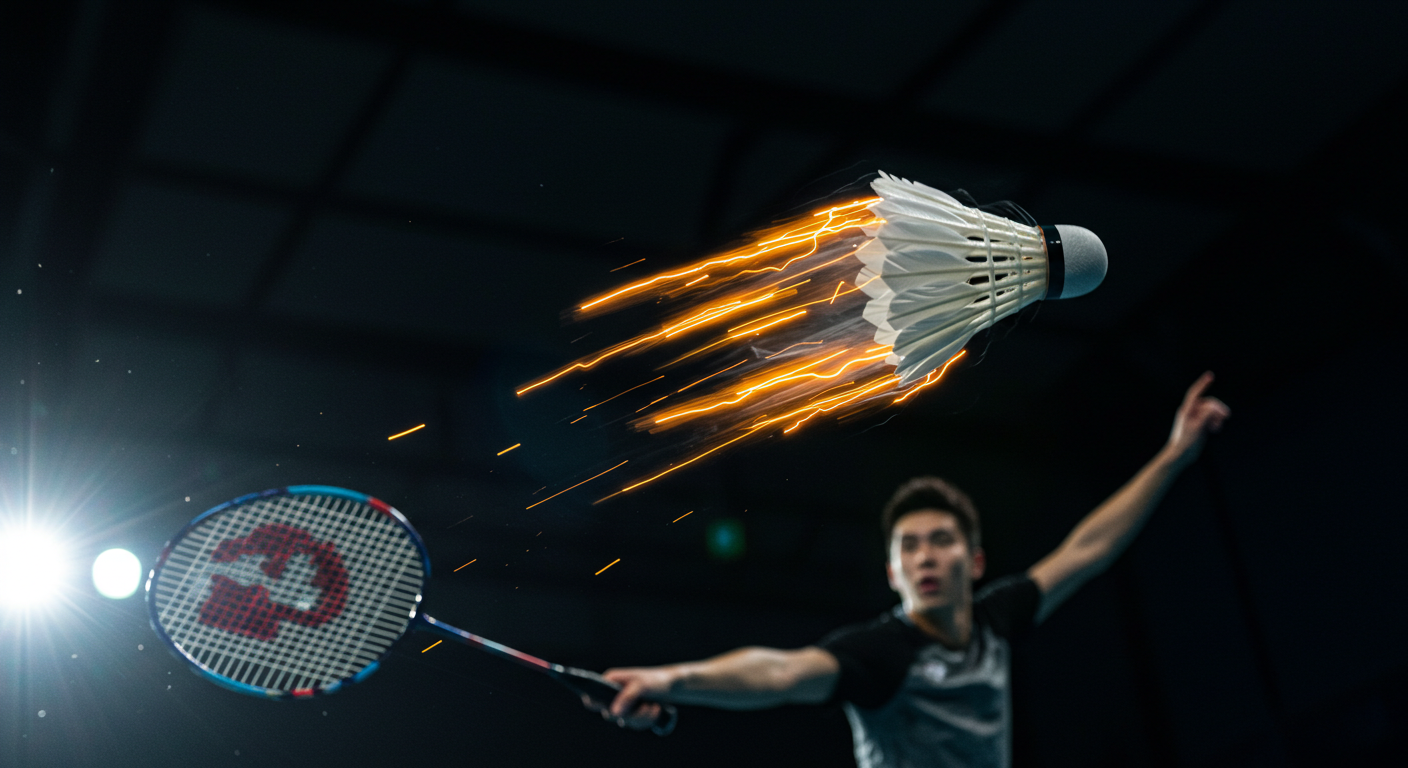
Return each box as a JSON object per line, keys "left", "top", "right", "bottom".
{"left": 196, "top": 523, "right": 349, "bottom": 640}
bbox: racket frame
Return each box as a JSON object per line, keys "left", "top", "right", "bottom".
{"left": 146, "top": 485, "right": 431, "bottom": 700}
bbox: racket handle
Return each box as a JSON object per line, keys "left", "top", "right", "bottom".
{"left": 555, "top": 666, "right": 678, "bottom": 737}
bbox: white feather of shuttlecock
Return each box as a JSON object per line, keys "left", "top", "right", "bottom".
{"left": 855, "top": 172, "right": 1049, "bottom": 385}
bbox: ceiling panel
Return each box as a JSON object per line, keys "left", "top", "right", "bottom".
{"left": 455, "top": 0, "right": 989, "bottom": 99}
{"left": 921, "top": 0, "right": 1198, "bottom": 132}
{"left": 87, "top": 180, "right": 289, "bottom": 306}
{"left": 1092, "top": 0, "right": 1408, "bottom": 171}
{"left": 263, "top": 213, "right": 610, "bottom": 351}
{"left": 138, "top": 5, "right": 392, "bottom": 185}
{"left": 346, "top": 56, "right": 730, "bottom": 247}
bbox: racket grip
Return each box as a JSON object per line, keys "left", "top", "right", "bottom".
{"left": 557, "top": 666, "right": 678, "bottom": 736}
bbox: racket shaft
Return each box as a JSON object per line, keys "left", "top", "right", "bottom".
{"left": 419, "top": 614, "right": 552, "bottom": 672}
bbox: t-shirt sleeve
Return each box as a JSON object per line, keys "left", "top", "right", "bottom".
{"left": 974, "top": 573, "right": 1041, "bottom": 640}
{"left": 817, "top": 614, "right": 918, "bottom": 709}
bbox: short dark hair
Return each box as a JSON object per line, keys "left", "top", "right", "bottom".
{"left": 881, "top": 476, "right": 981, "bottom": 551}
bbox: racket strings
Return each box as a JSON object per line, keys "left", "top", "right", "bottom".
{"left": 153, "top": 493, "right": 424, "bottom": 693}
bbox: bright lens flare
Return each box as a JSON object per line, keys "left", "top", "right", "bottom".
{"left": 0, "top": 528, "right": 67, "bottom": 607}
{"left": 518, "top": 195, "right": 969, "bottom": 502}
{"left": 92, "top": 548, "right": 142, "bottom": 599}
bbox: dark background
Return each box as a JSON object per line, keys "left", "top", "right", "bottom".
{"left": 2, "top": 1, "right": 1405, "bottom": 766}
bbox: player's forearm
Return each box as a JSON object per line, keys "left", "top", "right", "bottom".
{"left": 661, "top": 647, "right": 835, "bottom": 710}
{"left": 1063, "top": 446, "right": 1183, "bottom": 569}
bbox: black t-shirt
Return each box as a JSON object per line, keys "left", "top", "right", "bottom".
{"left": 818, "top": 574, "right": 1040, "bottom": 768}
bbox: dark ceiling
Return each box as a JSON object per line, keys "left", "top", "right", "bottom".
{"left": 1, "top": 1, "right": 1405, "bottom": 767}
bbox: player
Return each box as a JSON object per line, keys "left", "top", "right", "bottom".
{"left": 587, "top": 372, "right": 1230, "bottom": 768}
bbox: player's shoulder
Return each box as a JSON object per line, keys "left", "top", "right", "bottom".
{"left": 818, "top": 606, "right": 922, "bottom": 654}
{"left": 974, "top": 573, "right": 1041, "bottom": 639}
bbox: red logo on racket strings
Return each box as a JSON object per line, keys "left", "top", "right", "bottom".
{"left": 197, "top": 523, "right": 349, "bottom": 640}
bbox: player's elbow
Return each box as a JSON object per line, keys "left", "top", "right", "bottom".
{"left": 770, "top": 647, "right": 839, "bottom": 704}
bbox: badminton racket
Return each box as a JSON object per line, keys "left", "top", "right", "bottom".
{"left": 145, "top": 485, "right": 676, "bottom": 734}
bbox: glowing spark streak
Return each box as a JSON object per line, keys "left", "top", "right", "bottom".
{"left": 422, "top": 641, "right": 442, "bottom": 653}
{"left": 769, "top": 375, "right": 900, "bottom": 434}
{"left": 526, "top": 460, "right": 629, "bottom": 510}
{"left": 496, "top": 443, "right": 522, "bottom": 455}
{"left": 828, "top": 280, "right": 848, "bottom": 304}
{"left": 677, "top": 359, "right": 748, "bottom": 393}
{"left": 454, "top": 559, "right": 477, "bottom": 571}
{"left": 755, "top": 247, "right": 871, "bottom": 293}
{"left": 594, "top": 558, "right": 621, "bottom": 575}
{"left": 597, "top": 428, "right": 762, "bottom": 502}
{"left": 610, "top": 258, "right": 646, "bottom": 272}
{"left": 684, "top": 274, "right": 709, "bottom": 286}
{"left": 584, "top": 376, "right": 664, "bottom": 411}
{"left": 519, "top": 293, "right": 782, "bottom": 394}
{"left": 671, "top": 511, "right": 694, "bottom": 523}
{"left": 765, "top": 341, "right": 823, "bottom": 359}
{"left": 653, "top": 350, "right": 850, "bottom": 424}
{"left": 388, "top": 424, "right": 426, "bottom": 440}
{"left": 636, "top": 395, "right": 670, "bottom": 413}
{"left": 813, "top": 198, "right": 878, "bottom": 216}
{"left": 577, "top": 203, "right": 876, "bottom": 311}
{"left": 726, "top": 310, "right": 807, "bottom": 338}
{"left": 570, "top": 415, "right": 587, "bottom": 424}
{"left": 736, "top": 348, "right": 891, "bottom": 397}
{"left": 894, "top": 350, "right": 966, "bottom": 404}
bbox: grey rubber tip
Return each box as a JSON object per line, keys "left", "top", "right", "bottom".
{"left": 1052, "top": 224, "right": 1107, "bottom": 299}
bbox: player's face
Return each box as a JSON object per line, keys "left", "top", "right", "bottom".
{"left": 886, "top": 509, "right": 984, "bottom": 613}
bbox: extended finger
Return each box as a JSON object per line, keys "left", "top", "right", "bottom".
{"left": 611, "top": 682, "right": 641, "bottom": 716}
{"left": 1183, "top": 371, "right": 1215, "bottom": 408}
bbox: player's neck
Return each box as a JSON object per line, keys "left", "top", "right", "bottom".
{"left": 908, "top": 600, "right": 973, "bottom": 649}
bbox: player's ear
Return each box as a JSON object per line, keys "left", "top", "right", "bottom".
{"left": 970, "top": 547, "right": 986, "bottom": 580}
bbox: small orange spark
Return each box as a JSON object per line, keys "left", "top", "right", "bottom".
{"left": 422, "top": 640, "right": 442, "bottom": 653}
{"left": 684, "top": 274, "right": 709, "bottom": 286}
{"left": 569, "top": 415, "right": 587, "bottom": 424}
{"left": 583, "top": 376, "right": 664, "bottom": 411}
{"left": 497, "top": 443, "right": 521, "bottom": 456}
{"left": 454, "top": 559, "right": 477, "bottom": 571}
{"left": 598, "top": 428, "right": 761, "bottom": 502}
{"left": 526, "top": 460, "right": 629, "bottom": 510}
{"left": 610, "top": 258, "right": 645, "bottom": 272}
{"left": 671, "top": 511, "right": 694, "bottom": 523}
{"left": 594, "top": 558, "right": 621, "bottom": 575}
{"left": 387, "top": 424, "right": 426, "bottom": 440}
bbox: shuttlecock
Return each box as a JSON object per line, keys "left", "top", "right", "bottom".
{"left": 857, "top": 172, "right": 1107, "bottom": 384}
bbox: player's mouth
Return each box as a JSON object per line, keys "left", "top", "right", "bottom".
{"left": 917, "top": 576, "right": 941, "bottom": 594}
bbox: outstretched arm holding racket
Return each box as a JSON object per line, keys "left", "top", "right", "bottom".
{"left": 589, "top": 645, "right": 838, "bottom": 726}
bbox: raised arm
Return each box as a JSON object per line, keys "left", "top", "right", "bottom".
{"left": 591, "top": 646, "right": 839, "bottom": 728}
{"left": 1028, "top": 371, "right": 1230, "bottom": 622}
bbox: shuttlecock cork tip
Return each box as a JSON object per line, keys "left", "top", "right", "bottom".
{"left": 1043, "top": 224, "right": 1106, "bottom": 300}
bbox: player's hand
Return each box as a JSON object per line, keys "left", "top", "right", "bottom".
{"left": 581, "top": 666, "right": 676, "bottom": 730}
{"left": 1165, "top": 371, "right": 1231, "bottom": 466}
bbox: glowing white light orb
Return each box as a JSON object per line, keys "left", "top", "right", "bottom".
{"left": 0, "top": 529, "right": 67, "bottom": 607}
{"left": 92, "top": 548, "right": 142, "bottom": 599}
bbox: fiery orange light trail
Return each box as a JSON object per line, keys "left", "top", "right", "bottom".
{"left": 454, "top": 559, "right": 477, "bottom": 572}
{"left": 575, "top": 200, "right": 878, "bottom": 313}
{"left": 610, "top": 258, "right": 646, "bottom": 272}
{"left": 525, "top": 460, "right": 629, "bottom": 510}
{"left": 422, "top": 640, "right": 442, "bottom": 652}
{"left": 671, "top": 511, "right": 694, "bottom": 523}
{"left": 518, "top": 194, "right": 971, "bottom": 501}
{"left": 594, "top": 558, "right": 621, "bottom": 575}
{"left": 569, "top": 415, "right": 587, "bottom": 424}
{"left": 496, "top": 443, "right": 521, "bottom": 455}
